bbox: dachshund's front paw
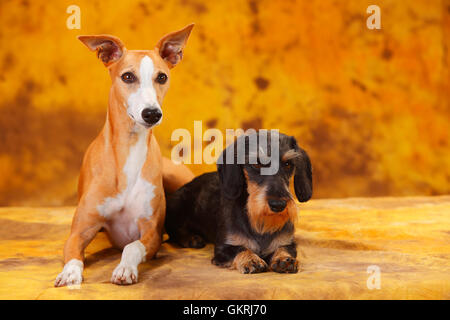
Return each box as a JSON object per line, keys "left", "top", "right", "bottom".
{"left": 270, "top": 255, "right": 299, "bottom": 273}
{"left": 187, "top": 235, "right": 206, "bottom": 248}
{"left": 212, "top": 256, "right": 232, "bottom": 268}
{"left": 232, "top": 250, "right": 268, "bottom": 274}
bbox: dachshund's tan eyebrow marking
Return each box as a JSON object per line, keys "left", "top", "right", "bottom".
{"left": 282, "top": 149, "right": 301, "bottom": 161}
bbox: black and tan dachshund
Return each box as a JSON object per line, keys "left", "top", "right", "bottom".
{"left": 165, "top": 131, "right": 312, "bottom": 273}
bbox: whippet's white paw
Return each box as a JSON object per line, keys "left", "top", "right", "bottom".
{"left": 111, "top": 264, "right": 138, "bottom": 285}
{"left": 54, "top": 259, "right": 83, "bottom": 287}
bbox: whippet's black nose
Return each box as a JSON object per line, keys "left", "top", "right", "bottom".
{"left": 268, "top": 199, "right": 287, "bottom": 212}
{"left": 141, "top": 108, "right": 162, "bottom": 125}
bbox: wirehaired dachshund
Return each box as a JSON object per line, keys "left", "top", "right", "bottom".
{"left": 165, "top": 131, "right": 312, "bottom": 273}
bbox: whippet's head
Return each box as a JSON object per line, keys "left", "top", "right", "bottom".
{"left": 78, "top": 24, "right": 194, "bottom": 129}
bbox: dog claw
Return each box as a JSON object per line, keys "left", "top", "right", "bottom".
{"left": 111, "top": 264, "right": 138, "bottom": 285}
{"left": 238, "top": 256, "right": 268, "bottom": 274}
{"left": 271, "top": 255, "right": 299, "bottom": 273}
{"left": 55, "top": 260, "right": 83, "bottom": 287}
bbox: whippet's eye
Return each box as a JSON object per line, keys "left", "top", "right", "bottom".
{"left": 121, "top": 72, "right": 136, "bottom": 84}
{"left": 156, "top": 72, "right": 168, "bottom": 84}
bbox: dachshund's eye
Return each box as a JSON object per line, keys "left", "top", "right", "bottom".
{"left": 121, "top": 72, "right": 136, "bottom": 84}
{"left": 156, "top": 72, "right": 168, "bottom": 84}
{"left": 251, "top": 163, "right": 262, "bottom": 170}
{"left": 283, "top": 161, "right": 292, "bottom": 170}
{"left": 251, "top": 162, "right": 271, "bottom": 170}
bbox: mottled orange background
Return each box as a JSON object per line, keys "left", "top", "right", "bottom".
{"left": 0, "top": 0, "right": 449, "bottom": 206}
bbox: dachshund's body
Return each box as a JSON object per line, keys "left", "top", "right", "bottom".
{"left": 166, "top": 132, "right": 312, "bottom": 274}
{"left": 165, "top": 172, "right": 220, "bottom": 247}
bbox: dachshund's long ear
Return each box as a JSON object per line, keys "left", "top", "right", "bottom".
{"left": 291, "top": 137, "right": 313, "bottom": 202}
{"left": 217, "top": 140, "right": 244, "bottom": 200}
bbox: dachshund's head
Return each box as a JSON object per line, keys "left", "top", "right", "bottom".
{"left": 217, "top": 131, "right": 312, "bottom": 234}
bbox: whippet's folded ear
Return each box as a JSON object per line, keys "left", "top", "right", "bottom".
{"left": 77, "top": 35, "right": 126, "bottom": 67}
{"left": 156, "top": 23, "right": 194, "bottom": 68}
{"left": 217, "top": 138, "right": 245, "bottom": 200}
{"left": 290, "top": 136, "right": 313, "bottom": 202}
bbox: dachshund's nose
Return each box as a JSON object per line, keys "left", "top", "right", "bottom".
{"left": 268, "top": 199, "right": 287, "bottom": 212}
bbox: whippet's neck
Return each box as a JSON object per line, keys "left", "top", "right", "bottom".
{"left": 103, "top": 91, "right": 152, "bottom": 170}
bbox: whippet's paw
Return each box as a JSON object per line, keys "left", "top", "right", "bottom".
{"left": 111, "top": 264, "right": 138, "bottom": 285}
{"left": 270, "top": 256, "right": 299, "bottom": 273}
{"left": 54, "top": 259, "right": 83, "bottom": 287}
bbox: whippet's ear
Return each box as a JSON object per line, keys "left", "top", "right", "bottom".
{"left": 217, "top": 139, "right": 245, "bottom": 200}
{"left": 156, "top": 23, "right": 194, "bottom": 68}
{"left": 77, "top": 35, "right": 126, "bottom": 67}
{"left": 290, "top": 136, "right": 313, "bottom": 202}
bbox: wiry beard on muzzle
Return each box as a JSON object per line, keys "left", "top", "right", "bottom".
{"left": 246, "top": 181, "right": 298, "bottom": 234}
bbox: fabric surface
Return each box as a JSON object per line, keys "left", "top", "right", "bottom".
{"left": 0, "top": 196, "right": 449, "bottom": 300}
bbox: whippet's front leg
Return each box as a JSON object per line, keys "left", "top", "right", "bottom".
{"left": 111, "top": 208, "right": 164, "bottom": 285}
{"left": 55, "top": 204, "right": 103, "bottom": 287}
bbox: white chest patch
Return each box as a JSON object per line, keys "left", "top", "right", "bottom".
{"left": 97, "top": 128, "right": 156, "bottom": 246}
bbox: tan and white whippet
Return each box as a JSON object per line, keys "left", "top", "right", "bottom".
{"left": 55, "top": 24, "right": 195, "bottom": 287}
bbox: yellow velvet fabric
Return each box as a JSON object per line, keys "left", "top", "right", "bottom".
{"left": 0, "top": 196, "right": 449, "bottom": 299}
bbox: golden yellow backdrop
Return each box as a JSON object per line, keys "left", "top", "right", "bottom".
{"left": 0, "top": 0, "right": 449, "bottom": 205}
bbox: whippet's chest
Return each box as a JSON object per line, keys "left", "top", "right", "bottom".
{"left": 96, "top": 129, "right": 157, "bottom": 248}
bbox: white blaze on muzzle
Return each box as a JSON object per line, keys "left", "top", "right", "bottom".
{"left": 127, "top": 55, "right": 162, "bottom": 127}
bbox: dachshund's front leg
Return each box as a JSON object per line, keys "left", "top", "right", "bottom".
{"left": 270, "top": 244, "right": 299, "bottom": 273}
